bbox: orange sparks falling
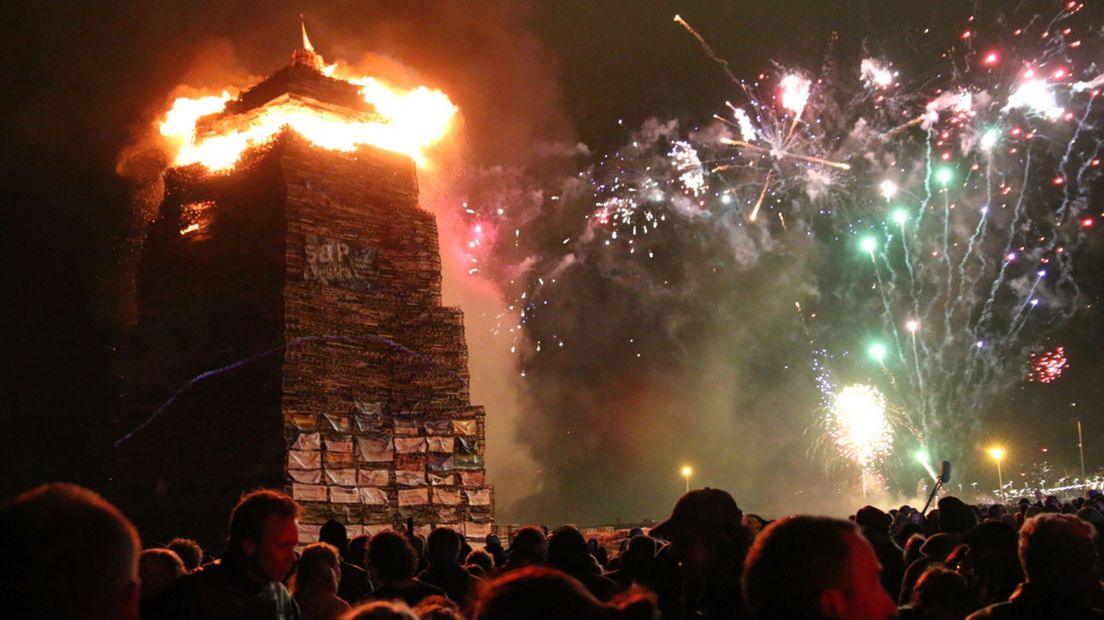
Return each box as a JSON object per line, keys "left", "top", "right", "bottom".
{"left": 158, "top": 51, "right": 457, "bottom": 172}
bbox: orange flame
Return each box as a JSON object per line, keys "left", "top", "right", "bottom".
{"left": 159, "top": 62, "right": 457, "bottom": 172}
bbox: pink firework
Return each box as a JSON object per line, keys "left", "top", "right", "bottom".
{"left": 1026, "top": 346, "right": 1070, "bottom": 384}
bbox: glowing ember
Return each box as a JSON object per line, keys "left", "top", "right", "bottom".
{"left": 1027, "top": 346, "right": 1069, "bottom": 384}
{"left": 158, "top": 41, "right": 456, "bottom": 172}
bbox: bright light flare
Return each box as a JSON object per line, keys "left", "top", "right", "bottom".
{"left": 860, "top": 59, "right": 896, "bottom": 88}
{"left": 779, "top": 74, "right": 812, "bottom": 116}
{"left": 988, "top": 446, "right": 1006, "bottom": 461}
{"left": 980, "top": 128, "right": 1000, "bottom": 152}
{"left": 829, "top": 384, "right": 893, "bottom": 469}
{"left": 1005, "top": 79, "right": 1063, "bottom": 120}
{"left": 868, "top": 342, "right": 887, "bottom": 362}
{"left": 879, "top": 180, "right": 898, "bottom": 199}
{"left": 860, "top": 236, "right": 878, "bottom": 254}
{"left": 680, "top": 465, "right": 693, "bottom": 478}
{"left": 905, "top": 319, "right": 919, "bottom": 333}
{"left": 891, "top": 209, "right": 909, "bottom": 226}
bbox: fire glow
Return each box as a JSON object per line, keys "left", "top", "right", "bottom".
{"left": 158, "top": 33, "right": 457, "bottom": 172}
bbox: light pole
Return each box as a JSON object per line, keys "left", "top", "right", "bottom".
{"left": 680, "top": 465, "right": 693, "bottom": 494}
{"left": 1077, "top": 417, "right": 1087, "bottom": 483}
{"left": 988, "top": 447, "right": 1005, "bottom": 501}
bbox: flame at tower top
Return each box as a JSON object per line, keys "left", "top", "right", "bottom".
{"left": 159, "top": 23, "right": 458, "bottom": 172}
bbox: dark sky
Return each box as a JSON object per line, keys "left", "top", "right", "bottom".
{"left": 3, "top": 1, "right": 1103, "bottom": 519}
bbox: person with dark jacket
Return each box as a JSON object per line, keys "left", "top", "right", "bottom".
{"left": 969, "top": 514, "right": 1104, "bottom": 619}
{"left": 361, "top": 530, "right": 444, "bottom": 608}
{"left": 484, "top": 534, "right": 508, "bottom": 569}
{"left": 501, "top": 527, "right": 547, "bottom": 572}
{"left": 417, "top": 528, "right": 481, "bottom": 606}
{"left": 856, "top": 505, "right": 907, "bottom": 603}
{"left": 165, "top": 489, "right": 301, "bottom": 620}
{"left": 651, "top": 488, "right": 753, "bottom": 619}
{"left": 546, "top": 526, "right": 621, "bottom": 602}
{"left": 318, "top": 519, "right": 372, "bottom": 604}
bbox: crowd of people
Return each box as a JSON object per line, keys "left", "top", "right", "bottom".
{"left": 4, "top": 482, "right": 1104, "bottom": 619}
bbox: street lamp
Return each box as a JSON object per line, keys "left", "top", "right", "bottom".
{"left": 680, "top": 465, "right": 693, "bottom": 493}
{"left": 988, "top": 447, "right": 1006, "bottom": 501}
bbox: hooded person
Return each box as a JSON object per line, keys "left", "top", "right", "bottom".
{"left": 649, "top": 488, "right": 752, "bottom": 619}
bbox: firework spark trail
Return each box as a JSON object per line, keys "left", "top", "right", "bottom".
{"left": 673, "top": 15, "right": 742, "bottom": 87}
{"left": 452, "top": 2, "right": 1103, "bottom": 503}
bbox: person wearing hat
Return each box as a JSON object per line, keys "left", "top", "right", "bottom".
{"left": 649, "top": 488, "right": 752, "bottom": 619}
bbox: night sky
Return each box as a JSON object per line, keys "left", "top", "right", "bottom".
{"left": 4, "top": 1, "right": 1104, "bottom": 523}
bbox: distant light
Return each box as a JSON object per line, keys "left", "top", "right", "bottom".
{"left": 936, "top": 167, "right": 954, "bottom": 185}
{"left": 1030, "top": 299, "right": 1039, "bottom": 306}
{"left": 680, "top": 465, "right": 693, "bottom": 478}
{"left": 891, "top": 209, "right": 909, "bottom": 226}
{"left": 983, "top": 51, "right": 1000, "bottom": 65}
{"left": 988, "top": 447, "right": 1006, "bottom": 461}
{"left": 914, "top": 449, "right": 930, "bottom": 464}
{"left": 860, "top": 236, "right": 878, "bottom": 254}
{"left": 906, "top": 319, "right": 920, "bottom": 333}
{"left": 879, "top": 180, "right": 899, "bottom": 199}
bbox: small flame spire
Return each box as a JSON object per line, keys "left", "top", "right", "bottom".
{"left": 300, "top": 16, "right": 315, "bottom": 52}
{"left": 292, "top": 16, "right": 325, "bottom": 71}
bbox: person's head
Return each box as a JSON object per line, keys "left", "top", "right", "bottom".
{"left": 1019, "top": 513, "right": 1098, "bottom": 593}
{"left": 936, "top": 497, "right": 977, "bottom": 535}
{"left": 650, "top": 487, "right": 748, "bottom": 579}
{"left": 987, "top": 504, "right": 1007, "bottom": 520}
{"left": 742, "top": 516, "right": 896, "bottom": 620}
{"left": 139, "top": 548, "right": 186, "bottom": 603}
{"left": 508, "top": 526, "right": 548, "bottom": 566}
{"left": 413, "top": 595, "right": 465, "bottom": 620}
{"left": 0, "top": 483, "right": 141, "bottom": 620}
{"left": 341, "top": 600, "right": 419, "bottom": 620}
{"left": 960, "top": 520, "right": 1018, "bottom": 573}
{"left": 909, "top": 566, "right": 968, "bottom": 617}
{"left": 466, "top": 548, "right": 495, "bottom": 575}
{"left": 743, "top": 514, "right": 767, "bottom": 536}
{"left": 621, "top": 535, "right": 658, "bottom": 571}
{"left": 293, "top": 542, "right": 342, "bottom": 595}
{"left": 855, "top": 506, "right": 892, "bottom": 535}
{"left": 471, "top": 565, "right": 656, "bottom": 620}
{"left": 320, "top": 519, "right": 349, "bottom": 557}
{"left": 166, "top": 537, "right": 204, "bottom": 572}
{"left": 226, "top": 489, "right": 299, "bottom": 582}
{"left": 894, "top": 522, "right": 922, "bottom": 549}
{"left": 547, "top": 525, "right": 593, "bottom": 574}
{"left": 368, "top": 530, "right": 419, "bottom": 582}
{"left": 903, "top": 534, "right": 926, "bottom": 566}
{"left": 486, "top": 533, "right": 503, "bottom": 549}
{"left": 427, "top": 527, "right": 463, "bottom": 567}
{"left": 348, "top": 534, "right": 370, "bottom": 569}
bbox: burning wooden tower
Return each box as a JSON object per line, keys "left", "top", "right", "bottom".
{"left": 116, "top": 32, "right": 492, "bottom": 549}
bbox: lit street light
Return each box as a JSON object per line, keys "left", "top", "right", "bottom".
{"left": 680, "top": 465, "right": 693, "bottom": 493}
{"left": 988, "top": 447, "right": 1006, "bottom": 501}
